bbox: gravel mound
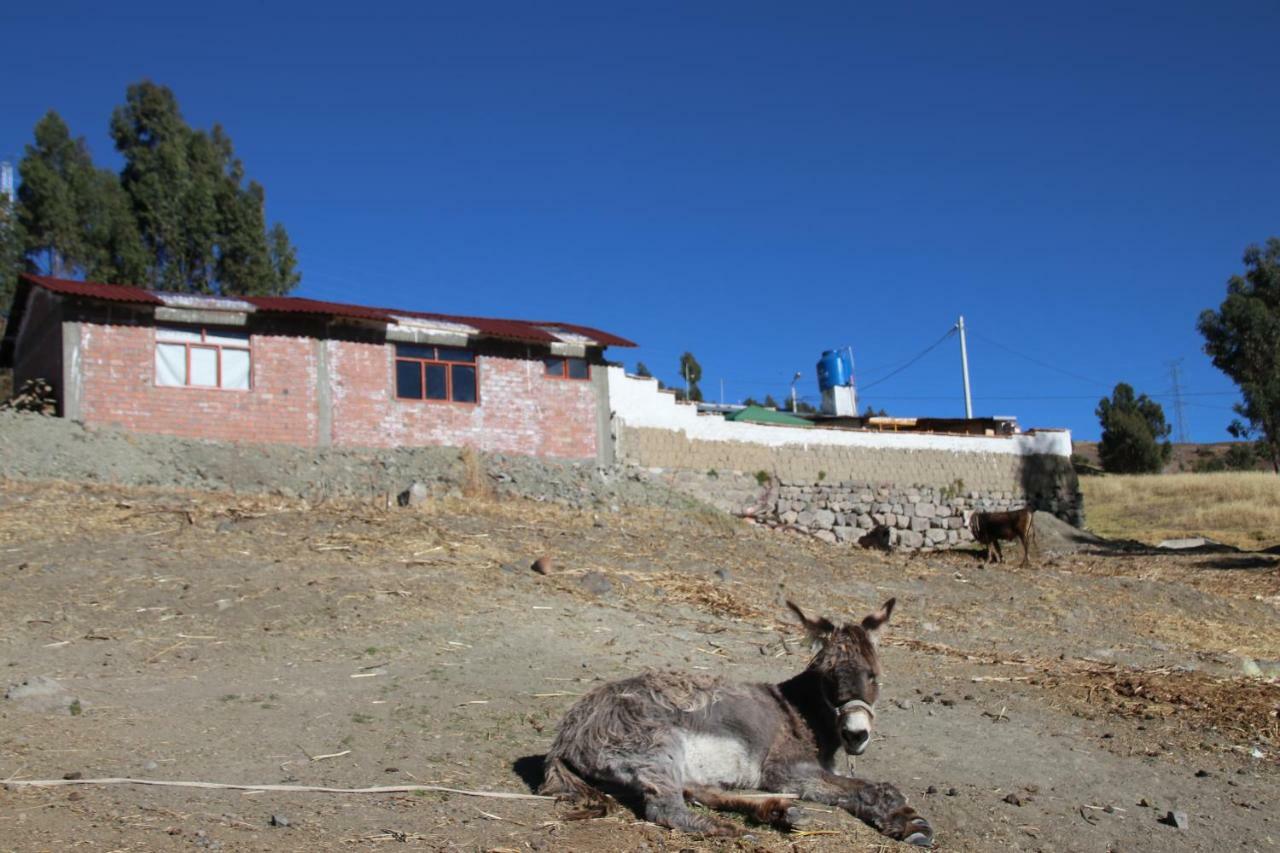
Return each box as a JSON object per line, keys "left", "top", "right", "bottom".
{"left": 0, "top": 411, "right": 690, "bottom": 510}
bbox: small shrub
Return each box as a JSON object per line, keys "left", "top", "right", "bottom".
{"left": 817, "top": 470, "right": 827, "bottom": 481}
{"left": 755, "top": 470, "right": 772, "bottom": 486}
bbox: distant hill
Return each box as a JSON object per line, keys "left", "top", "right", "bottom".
{"left": 1072, "top": 440, "right": 1271, "bottom": 473}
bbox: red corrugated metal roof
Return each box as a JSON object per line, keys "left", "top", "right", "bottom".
{"left": 20, "top": 273, "right": 163, "bottom": 306}
{"left": 16, "top": 274, "right": 635, "bottom": 348}
{"left": 242, "top": 295, "right": 394, "bottom": 323}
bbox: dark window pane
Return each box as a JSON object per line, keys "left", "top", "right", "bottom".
{"left": 395, "top": 343, "right": 435, "bottom": 360}
{"left": 437, "top": 347, "right": 474, "bottom": 363}
{"left": 566, "top": 357, "right": 590, "bottom": 380}
{"left": 425, "top": 363, "right": 448, "bottom": 399}
{"left": 395, "top": 360, "right": 423, "bottom": 399}
{"left": 452, "top": 365, "right": 477, "bottom": 402}
{"left": 543, "top": 356, "right": 565, "bottom": 377}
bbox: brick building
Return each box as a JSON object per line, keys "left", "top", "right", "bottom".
{"left": 0, "top": 274, "right": 634, "bottom": 461}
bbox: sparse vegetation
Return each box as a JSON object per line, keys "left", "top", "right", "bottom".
{"left": 1081, "top": 471, "right": 1280, "bottom": 549}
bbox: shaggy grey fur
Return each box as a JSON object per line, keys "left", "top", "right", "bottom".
{"left": 540, "top": 599, "right": 933, "bottom": 846}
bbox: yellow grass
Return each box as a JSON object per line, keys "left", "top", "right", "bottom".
{"left": 1081, "top": 471, "right": 1280, "bottom": 550}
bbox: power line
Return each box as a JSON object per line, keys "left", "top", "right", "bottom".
{"left": 860, "top": 327, "right": 956, "bottom": 392}
{"left": 968, "top": 329, "right": 1114, "bottom": 388}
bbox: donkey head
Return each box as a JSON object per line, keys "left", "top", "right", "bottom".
{"left": 787, "top": 598, "right": 895, "bottom": 756}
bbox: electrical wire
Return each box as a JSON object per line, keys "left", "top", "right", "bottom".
{"left": 859, "top": 327, "right": 956, "bottom": 392}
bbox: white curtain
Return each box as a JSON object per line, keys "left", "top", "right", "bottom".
{"left": 222, "top": 348, "right": 251, "bottom": 390}
{"left": 156, "top": 343, "right": 187, "bottom": 386}
{"left": 189, "top": 347, "right": 218, "bottom": 386}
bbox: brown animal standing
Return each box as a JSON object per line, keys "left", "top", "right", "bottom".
{"left": 967, "top": 507, "right": 1036, "bottom": 566}
{"left": 539, "top": 599, "right": 933, "bottom": 846}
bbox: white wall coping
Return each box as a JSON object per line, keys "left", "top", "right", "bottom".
{"left": 606, "top": 367, "right": 1072, "bottom": 458}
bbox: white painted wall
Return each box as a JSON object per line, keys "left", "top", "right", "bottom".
{"left": 606, "top": 366, "right": 1072, "bottom": 458}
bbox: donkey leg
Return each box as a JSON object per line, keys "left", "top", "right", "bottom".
{"left": 684, "top": 785, "right": 804, "bottom": 831}
{"left": 789, "top": 769, "right": 932, "bottom": 846}
{"left": 644, "top": 789, "right": 743, "bottom": 836}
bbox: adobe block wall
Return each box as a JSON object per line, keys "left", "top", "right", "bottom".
{"left": 328, "top": 340, "right": 597, "bottom": 459}
{"left": 77, "top": 322, "right": 321, "bottom": 446}
{"left": 606, "top": 367, "right": 1083, "bottom": 544}
{"left": 12, "top": 289, "right": 64, "bottom": 411}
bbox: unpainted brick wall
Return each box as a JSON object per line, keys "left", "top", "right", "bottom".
{"left": 329, "top": 341, "right": 597, "bottom": 459}
{"left": 79, "top": 322, "right": 320, "bottom": 446}
{"left": 74, "top": 322, "right": 598, "bottom": 459}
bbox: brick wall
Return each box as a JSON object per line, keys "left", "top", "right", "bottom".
{"left": 79, "top": 322, "right": 320, "bottom": 446}
{"left": 73, "top": 321, "right": 598, "bottom": 459}
{"left": 329, "top": 340, "right": 597, "bottom": 458}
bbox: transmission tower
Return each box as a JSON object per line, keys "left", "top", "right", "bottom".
{"left": 1167, "top": 359, "right": 1188, "bottom": 445}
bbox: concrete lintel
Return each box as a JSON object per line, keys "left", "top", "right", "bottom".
{"left": 386, "top": 326, "right": 471, "bottom": 347}
{"left": 550, "top": 341, "right": 588, "bottom": 357}
{"left": 155, "top": 307, "right": 249, "bottom": 326}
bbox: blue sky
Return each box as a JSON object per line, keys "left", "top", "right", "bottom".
{"left": 5, "top": 1, "right": 1278, "bottom": 441}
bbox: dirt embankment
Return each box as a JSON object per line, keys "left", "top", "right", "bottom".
{"left": 0, "top": 413, "right": 1277, "bottom": 852}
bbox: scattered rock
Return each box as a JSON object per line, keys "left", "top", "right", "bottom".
{"left": 893, "top": 698, "right": 913, "bottom": 711}
{"left": 1194, "top": 769, "right": 1210, "bottom": 778}
{"left": 531, "top": 556, "right": 553, "bottom": 575}
{"left": 1003, "top": 793, "right": 1023, "bottom": 806}
{"left": 926, "top": 785, "right": 938, "bottom": 794}
{"left": 578, "top": 571, "right": 614, "bottom": 596}
{"left": 5, "top": 675, "right": 84, "bottom": 715}
{"left": 1159, "top": 810, "right": 1189, "bottom": 830}
{"left": 397, "top": 482, "right": 429, "bottom": 507}
{"left": 713, "top": 567, "right": 732, "bottom": 583}
{"left": 62, "top": 771, "right": 82, "bottom": 780}
{"left": 946, "top": 788, "right": 958, "bottom": 797}
{"left": 270, "top": 814, "right": 290, "bottom": 827}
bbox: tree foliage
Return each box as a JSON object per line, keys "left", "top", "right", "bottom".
{"left": 1096, "top": 382, "right": 1172, "bottom": 473}
{"left": 2, "top": 83, "right": 299, "bottom": 303}
{"left": 1198, "top": 238, "right": 1280, "bottom": 472}
{"left": 110, "top": 81, "right": 298, "bottom": 294}
{"left": 678, "top": 352, "right": 703, "bottom": 402}
{"left": 633, "top": 362, "right": 652, "bottom": 378}
{"left": 16, "top": 111, "right": 146, "bottom": 284}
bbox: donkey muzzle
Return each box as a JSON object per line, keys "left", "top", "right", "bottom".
{"left": 837, "top": 699, "right": 875, "bottom": 755}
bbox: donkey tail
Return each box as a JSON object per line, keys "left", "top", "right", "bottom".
{"left": 538, "top": 756, "right": 612, "bottom": 819}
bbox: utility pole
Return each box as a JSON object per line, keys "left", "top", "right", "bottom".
{"left": 956, "top": 315, "right": 973, "bottom": 419}
{"left": 1168, "top": 358, "right": 1188, "bottom": 445}
{"left": 719, "top": 378, "right": 724, "bottom": 406}
{"left": 790, "top": 372, "right": 802, "bottom": 413}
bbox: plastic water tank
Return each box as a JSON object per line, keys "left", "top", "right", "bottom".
{"left": 816, "top": 349, "right": 853, "bottom": 391}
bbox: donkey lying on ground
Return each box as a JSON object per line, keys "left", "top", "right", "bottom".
{"left": 539, "top": 599, "right": 933, "bottom": 846}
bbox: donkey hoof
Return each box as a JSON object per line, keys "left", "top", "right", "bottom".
{"left": 776, "top": 805, "right": 810, "bottom": 830}
{"left": 902, "top": 818, "right": 934, "bottom": 847}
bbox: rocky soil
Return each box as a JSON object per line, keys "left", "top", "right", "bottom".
{"left": 0, "top": 413, "right": 1277, "bottom": 852}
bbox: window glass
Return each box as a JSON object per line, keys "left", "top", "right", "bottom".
{"left": 436, "top": 347, "right": 474, "bottom": 363}
{"left": 222, "top": 348, "right": 251, "bottom": 390}
{"left": 451, "top": 365, "right": 477, "bottom": 402}
{"left": 156, "top": 343, "right": 187, "bottom": 386}
{"left": 395, "top": 360, "right": 423, "bottom": 399}
{"left": 204, "top": 328, "right": 250, "bottom": 346}
{"left": 189, "top": 347, "right": 219, "bottom": 386}
{"left": 543, "top": 356, "right": 565, "bottom": 376}
{"left": 156, "top": 326, "right": 203, "bottom": 343}
{"left": 566, "top": 357, "right": 590, "bottom": 380}
{"left": 395, "top": 342, "right": 436, "bottom": 360}
{"left": 425, "top": 363, "right": 448, "bottom": 400}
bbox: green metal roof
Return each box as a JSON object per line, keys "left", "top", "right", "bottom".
{"left": 725, "top": 405, "right": 813, "bottom": 427}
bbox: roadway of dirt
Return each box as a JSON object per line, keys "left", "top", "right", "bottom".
{"left": 1, "top": 480, "right": 1278, "bottom": 852}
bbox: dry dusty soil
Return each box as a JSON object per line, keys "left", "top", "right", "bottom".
{"left": 1, "top": 480, "right": 1278, "bottom": 852}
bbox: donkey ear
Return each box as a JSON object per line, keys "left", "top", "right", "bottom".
{"left": 861, "top": 598, "right": 896, "bottom": 637}
{"left": 787, "top": 600, "right": 836, "bottom": 648}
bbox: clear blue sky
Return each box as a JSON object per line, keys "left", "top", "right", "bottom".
{"left": 6, "top": 1, "right": 1278, "bottom": 441}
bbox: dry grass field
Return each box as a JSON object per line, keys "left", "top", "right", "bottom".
{"left": 1081, "top": 471, "right": 1280, "bottom": 550}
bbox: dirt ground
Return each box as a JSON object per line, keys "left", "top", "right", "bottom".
{"left": 1, "top": 479, "right": 1278, "bottom": 853}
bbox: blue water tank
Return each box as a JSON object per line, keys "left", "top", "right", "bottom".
{"left": 816, "top": 349, "right": 853, "bottom": 391}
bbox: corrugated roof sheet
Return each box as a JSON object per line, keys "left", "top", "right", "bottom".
{"left": 11, "top": 274, "right": 635, "bottom": 348}
{"left": 242, "top": 295, "right": 394, "bottom": 323}
{"left": 21, "top": 273, "right": 163, "bottom": 306}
